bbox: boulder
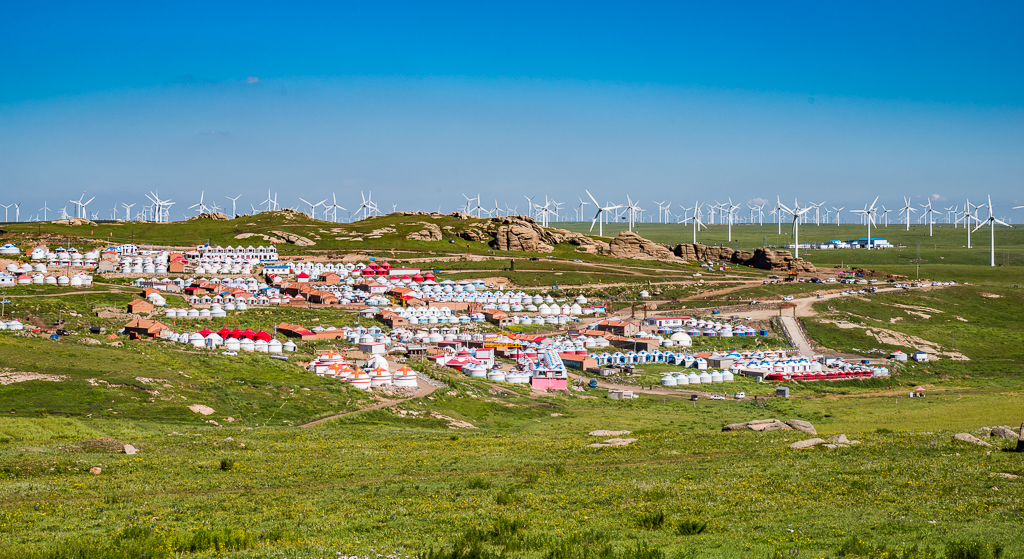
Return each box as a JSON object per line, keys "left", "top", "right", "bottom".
{"left": 89, "top": 467, "right": 102, "bottom": 475}
{"left": 786, "top": 420, "right": 817, "bottom": 435}
{"left": 406, "top": 222, "right": 443, "bottom": 241}
{"left": 989, "top": 426, "right": 1019, "bottom": 439}
{"left": 589, "top": 430, "right": 632, "bottom": 437}
{"left": 748, "top": 420, "right": 792, "bottom": 432}
{"left": 790, "top": 438, "right": 826, "bottom": 450}
{"left": 954, "top": 433, "right": 993, "bottom": 447}
{"left": 607, "top": 231, "right": 677, "bottom": 260}
{"left": 123, "top": 444, "right": 138, "bottom": 455}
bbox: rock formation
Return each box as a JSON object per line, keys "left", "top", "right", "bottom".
{"left": 606, "top": 231, "right": 678, "bottom": 260}
{"left": 52, "top": 218, "right": 97, "bottom": 226}
{"left": 188, "top": 212, "right": 230, "bottom": 221}
{"left": 673, "top": 244, "right": 816, "bottom": 272}
{"left": 406, "top": 222, "right": 443, "bottom": 241}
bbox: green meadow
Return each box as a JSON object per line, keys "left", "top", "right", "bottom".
{"left": 1, "top": 214, "right": 1023, "bottom": 558}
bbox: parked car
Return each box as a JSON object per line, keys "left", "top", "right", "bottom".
{"left": 710, "top": 394, "right": 726, "bottom": 401}
{"left": 783, "top": 295, "right": 794, "bottom": 301}
{"left": 221, "top": 351, "right": 237, "bottom": 356}
{"left": 733, "top": 392, "right": 746, "bottom": 399}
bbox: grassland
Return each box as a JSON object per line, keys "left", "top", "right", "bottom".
{"left": 1, "top": 215, "right": 1023, "bottom": 558}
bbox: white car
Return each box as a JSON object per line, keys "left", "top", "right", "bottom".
{"left": 221, "top": 351, "right": 238, "bottom": 356}
{"left": 733, "top": 392, "right": 746, "bottom": 399}
{"left": 709, "top": 394, "right": 725, "bottom": 401}
{"left": 783, "top": 295, "right": 794, "bottom": 301}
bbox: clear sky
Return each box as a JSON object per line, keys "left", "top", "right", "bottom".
{"left": 1, "top": 1, "right": 1022, "bottom": 221}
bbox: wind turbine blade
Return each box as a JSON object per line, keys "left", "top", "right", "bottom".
{"left": 994, "top": 219, "right": 1010, "bottom": 227}
{"left": 971, "top": 221, "right": 987, "bottom": 234}
{"left": 585, "top": 190, "right": 600, "bottom": 207}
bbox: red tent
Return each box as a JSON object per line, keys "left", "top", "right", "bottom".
{"left": 254, "top": 330, "right": 272, "bottom": 342}
{"left": 230, "top": 328, "right": 243, "bottom": 339}
{"left": 424, "top": 272, "right": 436, "bottom": 281}
{"left": 198, "top": 328, "right": 212, "bottom": 337}
{"left": 217, "top": 328, "right": 232, "bottom": 338}
{"left": 241, "top": 329, "right": 256, "bottom": 339}
{"left": 412, "top": 273, "right": 423, "bottom": 282}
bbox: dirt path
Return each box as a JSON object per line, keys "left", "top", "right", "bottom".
{"left": 297, "top": 381, "right": 438, "bottom": 428}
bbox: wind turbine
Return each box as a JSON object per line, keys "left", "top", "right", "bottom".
{"left": 325, "top": 193, "right": 346, "bottom": 222}
{"left": 879, "top": 206, "right": 892, "bottom": 227}
{"left": 850, "top": 196, "right": 880, "bottom": 250}
{"left": 462, "top": 193, "right": 477, "bottom": 214}
{"left": 918, "top": 200, "right": 938, "bottom": 237}
{"left": 586, "top": 190, "right": 621, "bottom": 237}
{"left": 721, "top": 198, "right": 740, "bottom": 241}
{"left": 225, "top": 195, "right": 242, "bottom": 219}
{"left": 831, "top": 206, "right": 844, "bottom": 226}
{"left": 777, "top": 198, "right": 813, "bottom": 258}
{"left": 122, "top": 203, "right": 136, "bottom": 222}
{"left": 899, "top": 197, "right": 916, "bottom": 231}
{"left": 39, "top": 201, "right": 50, "bottom": 221}
{"left": 262, "top": 190, "right": 278, "bottom": 212}
{"left": 298, "top": 197, "right": 327, "bottom": 219}
{"left": 358, "top": 191, "right": 380, "bottom": 220}
{"left": 622, "top": 196, "right": 643, "bottom": 232}
{"left": 681, "top": 200, "right": 706, "bottom": 244}
{"left": 189, "top": 191, "right": 209, "bottom": 215}
{"left": 973, "top": 195, "right": 1010, "bottom": 267}
{"left": 0, "top": 204, "right": 9, "bottom": 222}
{"left": 652, "top": 200, "right": 670, "bottom": 224}
{"left": 577, "top": 196, "right": 591, "bottom": 222}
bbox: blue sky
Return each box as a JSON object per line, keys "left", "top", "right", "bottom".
{"left": 1, "top": 1, "right": 1022, "bottom": 221}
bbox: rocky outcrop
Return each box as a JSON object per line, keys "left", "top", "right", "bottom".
{"left": 495, "top": 222, "right": 543, "bottom": 251}
{"left": 459, "top": 226, "right": 489, "bottom": 242}
{"left": 449, "top": 212, "right": 474, "bottom": 220}
{"left": 406, "top": 222, "right": 443, "bottom": 241}
{"left": 52, "top": 218, "right": 97, "bottom": 226}
{"left": 673, "top": 244, "right": 816, "bottom": 272}
{"left": 607, "top": 231, "right": 677, "bottom": 260}
{"left": 270, "top": 230, "right": 315, "bottom": 246}
{"left": 188, "top": 212, "right": 230, "bottom": 221}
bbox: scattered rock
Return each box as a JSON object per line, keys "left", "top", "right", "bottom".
{"left": 954, "top": 433, "right": 993, "bottom": 447}
{"left": 89, "top": 467, "right": 102, "bottom": 475}
{"left": 589, "top": 430, "right": 632, "bottom": 437}
{"left": 588, "top": 438, "right": 638, "bottom": 448}
{"left": 786, "top": 420, "right": 817, "bottom": 435}
{"left": 122, "top": 444, "right": 138, "bottom": 455}
{"left": 790, "top": 438, "right": 826, "bottom": 449}
{"left": 993, "top": 472, "right": 1019, "bottom": 479}
{"left": 78, "top": 338, "right": 101, "bottom": 345}
{"left": 430, "top": 412, "right": 477, "bottom": 429}
{"left": 188, "top": 404, "right": 215, "bottom": 416}
{"left": 0, "top": 371, "right": 67, "bottom": 385}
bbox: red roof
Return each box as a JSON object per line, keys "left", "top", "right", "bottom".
{"left": 230, "top": 328, "right": 243, "bottom": 339}
{"left": 296, "top": 272, "right": 309, "bottom": 278}
{"left": 218, "top": 328, "right": 232, "bottom": 338}
{"left": 254, "top": 330, "right": 272, "bottom": 342}
{"left": 198, "top": 328, "right": 212, "bottom": 337}
{"left": 241, "top": 329, "right": 256, "bottom": 339}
